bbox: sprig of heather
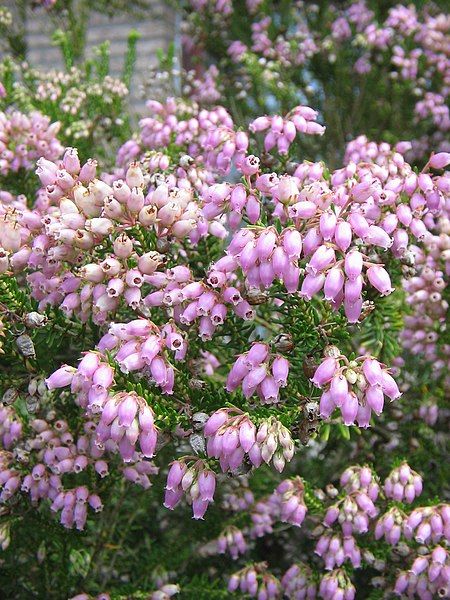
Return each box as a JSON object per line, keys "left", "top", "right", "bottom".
{"left": 384, "top": 462, "right": 423, "bottom": 503}
{"left": 215, "top": 525, "right": 248, "bottom": 559}
{"left": 249, "top": 477, "right": 308, "bottom": 537}
{"left": 226, "top": 342, "right": 289, "bottom": 403}
{"left": 281, "top": 563, "right": 316, "bottom": 599}
{"left": 0, "top": 110, "right": 62, "bottom": 175}
{"left": 228, "top": 563, "right": 281, "bottom": 598}
{"left": 164, "top": 458, "right": 216, "bottom": 519}
{"left": 394, "top": 546, "right": 450, "bottom": 599}
{"left": 249, "top": 105, "right": 325, "bottom": 155}
{"left": 143, "top": 261, "right": 255, "bottom": 340}
{"left": 318, "top": 569, "right": 356, "bottom": 600}
{"left": 310, "top": 346, "right": 401, "bottom": 426}
{"left": 203, "top": 408, "right": 294, "bottom": 473}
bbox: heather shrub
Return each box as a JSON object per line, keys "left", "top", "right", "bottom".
{"left": 0, "top": 2, "right": 448, "bottom": 599}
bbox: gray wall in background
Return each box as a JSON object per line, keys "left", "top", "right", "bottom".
{"left": 3, "top": 1, "right": 176, "bottom": 113}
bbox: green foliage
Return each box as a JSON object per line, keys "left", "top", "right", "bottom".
{"left": 357, "top": 291, "right": 404, "bottom": 364}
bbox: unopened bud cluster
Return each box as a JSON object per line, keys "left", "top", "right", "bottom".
{"left": 0, "top": 110, "right": 62, "bottom": 175}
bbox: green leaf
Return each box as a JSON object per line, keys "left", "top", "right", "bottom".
{"left": 338, "top": 424, "right": 351, "bottom": 440}
{"left": 320, "top": 423, "right": 330, "bottom": 442}
{"left": 69, "top": 549, "right": 91, "bottom": 579}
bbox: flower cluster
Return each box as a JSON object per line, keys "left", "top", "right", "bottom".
{"left": 281, "top": 563, "right": 316, "bottom": 600}
{"left": 248, "top": 498, "right": 275, "bottom": 538}
{"left": 323, "top": 487, "right": 378, "bottom": 536}
{"left": 142, "top": 261, "right": 255, "bottom": 340}
{"left": 318, "top": 569, "right": 356, "bottom": 600}
{"left": 228, "top": 563, "right": 281, "bottom": 598}
{"left": 383, "top": 462, "right": 423, "bottom": 503}
{"left": 45, "top": 353, "right": 114, "bottom": 410}
{"left": 374, "top": 506, "right": 405, "bottom": 545}
{"left": 97, "top": 319, "right": 186, "bottom": 394}
{"left": 344, "top": 135, "right": 409, "bottom": 167}
{"left": 339, "top": 465, "right": 380, "bottom": 498}
{"left": 216, "top": 525, "right": 247, "bottom": 559}
{"left": 164, "top": 458, "right": 216, "bottom": 519}
{"left": 117, "top": 97, "right": 246, "bottom": 190}
{"left": 404, "top": 504, "right": 450, "bottom": 545}
{"left": 270, "top": 477, "right": 308, "bottom": 527}
{"left": 0, "top": 403, "right": 22, "bottom": 449}
{"left": 315, "top": 530, "right": 361, "bottom": 570}
{"left": 202, "top": 180, "right": 263, "bottom": 225}
{"left": 248, "top": 476, "right": 308, "bottom": 539}
{"left": 419, "top": 401, "right": 439, "bottom": 426}
{"left": 226, "top": 343, "right": 289, "bottom": 403}
{"left": 95, "top": 392, "right": 158, "bottom": 462}
{"left": 0, "top": 110, "right": 62, "bottom": 175}
{"left": 249, "top": 105, "right": 325, "bottom": 155}
{"left": 221, "top": 479, "right": 255, "bottom": 512}
{"left": 225, "top": 227, "right": 302, "bottom": 292}
{"left": 204, "top": 409, "right": 295, "bottom": 473}
{"left": 311, "top": 350, "right": 401, "bottom": 426}
{"left": 395, "top": 546, "right": 450, "bottom": 599}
